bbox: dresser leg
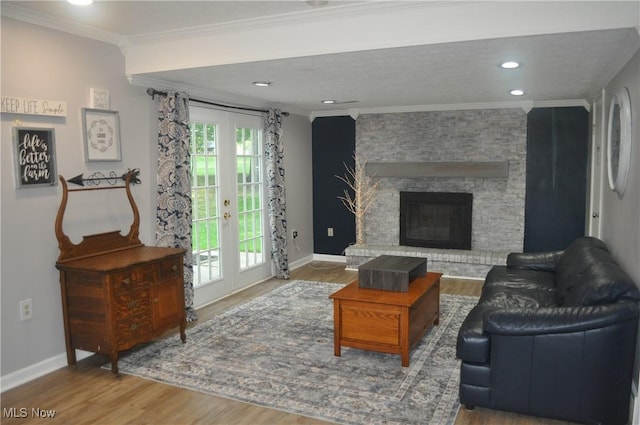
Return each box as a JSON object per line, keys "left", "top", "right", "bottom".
{"left": 110, "top": 354, "right": 119, "bottom": 376}
{"left": 66, "top": 348, "right": 77, "bottom": 366}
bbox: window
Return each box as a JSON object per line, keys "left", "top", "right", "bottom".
{"left": 236, "top": 127, "right": 264, "bottom": 270}
{"left": 191, "top": 121, "right": 221, "bottom": 286}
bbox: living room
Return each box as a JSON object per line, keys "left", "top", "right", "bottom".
{"left": 1, "top": 1, "right": 639, "bottom": 424}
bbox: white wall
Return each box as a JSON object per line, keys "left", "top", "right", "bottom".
{"left": 600, "top": 50, "right": 640, "bottom": 280}
{"left": 1, "top": 17, "right": 157, "bottom": 380}
{"left": 599, "top": 49, "right": 640, "bottom": 424}
{"left": 281, "top": 114, "right": 314, "bottom": 266}
{"left": 0, "top": 17, "right": 314, "bottom": 385}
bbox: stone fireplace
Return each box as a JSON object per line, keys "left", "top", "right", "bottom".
{"left": 344, "top": 108, "right": 528, "bottom": 278}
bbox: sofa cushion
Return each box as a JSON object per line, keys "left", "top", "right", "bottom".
{"left": 562, "top": 261, "right": 640, "bottom": 306}
{"left": 482, "top": 266, "right": 557, "bottom": 308}
{"left": 555, "top": 237, "right": 611, "bottom": 303}
{"left": 481, "top": 284, "right": 557, "bottom": 309}
{"left": 507, "top": 250, "right": 564, "bottom": 272}
{"left": 485, "top": 266, "right": 556, "bottom": 291}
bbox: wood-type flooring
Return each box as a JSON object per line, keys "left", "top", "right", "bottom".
{"left": 1, "top": 262, "right": 574, "bottom": 425}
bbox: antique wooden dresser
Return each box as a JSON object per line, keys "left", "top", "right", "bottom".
{"left": 54, "top": 171, "right": 186, "bottom": 375}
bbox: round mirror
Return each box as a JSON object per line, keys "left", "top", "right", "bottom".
{"left": 607, "top": 87, "right": 632, "bottom": 197}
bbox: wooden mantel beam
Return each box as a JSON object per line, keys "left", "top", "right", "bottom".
{"left": 364, "top": 161, "right": 509, "bottom": 178}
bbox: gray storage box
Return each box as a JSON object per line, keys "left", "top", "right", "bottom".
{"left": 358, "top": 255, "right": 427, "bottom": 292}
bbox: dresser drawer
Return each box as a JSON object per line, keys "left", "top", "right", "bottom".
{"left": 115, "top": 289, "right": 150, "bottom": 321}
{"left": 111, "top": 264, "right": 156, "bottom": 294}
{"left": 116, "top": 316, "right": 152, "bottom": 346}
{"left": 158, "top": 257, "right": 182, "bottom": 280}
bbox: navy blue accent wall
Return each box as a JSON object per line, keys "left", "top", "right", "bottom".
{"left": 524, "top": 107, "right": 589, "bottom": 252}
{"left": 312, "top": 116, "right": 356, "bottom": 255}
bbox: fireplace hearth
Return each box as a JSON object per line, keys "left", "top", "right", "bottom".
{"left": 400, "top": 192, "right": 472, "bottom": 250}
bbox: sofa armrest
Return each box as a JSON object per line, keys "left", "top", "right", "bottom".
{"left": 506, "top": 250, "right": 564, "bottom": 272}
{"left": 484, "top": 302, "right": 639, "bottom": 336}
{"left": 484, "top": 301, "right": 639, "bottom": 425}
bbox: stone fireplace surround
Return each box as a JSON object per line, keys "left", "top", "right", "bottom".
{"left": 344, "top": 108, "right": 528, "bottom": 279}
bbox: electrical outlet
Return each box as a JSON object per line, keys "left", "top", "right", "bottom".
{"left": 20, "top": 299, "right": 33, "bottom": 321}
{"left": 292, "top": 229, "right": 298, "bottom": 239}
{"left": 328, "top": 227, "right": 334, "bottom": 237}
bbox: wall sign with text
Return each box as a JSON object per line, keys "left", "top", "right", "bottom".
{"left": 82, "top": 108, "right": 121, "bottom": 162}
{"left": 2, "top": 97, "right": 67, "bottom": 117}
{"left": 13, "top": 127, "right": 58, "bottom": 188}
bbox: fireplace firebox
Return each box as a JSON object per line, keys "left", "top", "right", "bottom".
{"left": 400, "top": 192, "right": 472, "bottom": 250}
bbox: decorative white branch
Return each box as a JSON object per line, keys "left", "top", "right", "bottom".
{"left": 336, "top": 155, "right": 379, "bottom": 245}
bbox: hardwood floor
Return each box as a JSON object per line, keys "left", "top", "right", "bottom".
{"left": 1, "top": 262, "right": 572, "bottom": 425}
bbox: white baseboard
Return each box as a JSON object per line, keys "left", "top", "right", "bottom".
{"left": 1, "top": 350, "right": 92, "bottom": 393}
{"left": 289, "top": 255, "right": 314, "bottom": 271}
{"left": 444, "top": 274, "right": 485, "bottom": 281}
{"left": 312, "top": 253, "right": 347, "bottom": 263}
{"left": 287, "top": 253, "right": 347, "bottom": 272}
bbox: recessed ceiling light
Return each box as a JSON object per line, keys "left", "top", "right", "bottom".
{"left": 67, "top": 0, "right": 93, "bottom": 5}
{"left": 510, "top": 89, "right": 525, "bottom": 96}
{"left": 501, "top": 61, "right": 521, "bottom": 69}
{"left": 321, "top": 100, "right": 359, "bottom": 105}
{"left": 252, "top": 81, "right": 271, "bottom": 87}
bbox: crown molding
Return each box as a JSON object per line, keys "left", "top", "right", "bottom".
{"left": 1, "top": 1, "right": 446, "bottom": 49}
{"left": 309, "top": 99, "right": 591, "bottom": 120}
{"left": 128, "top": 74, "right": 308, "bottom": 117}
{"left": 124, "top": 1, "right": 454, "bottom": 46}
{"left": 531, "top": 99, "right": 591, "bottom": 112}
{"left": 1, "top": 3, "right": 126, "bottom": 47}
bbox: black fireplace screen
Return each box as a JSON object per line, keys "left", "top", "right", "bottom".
{"left": 400, "top": 192, "right": 472, "bottom": 249}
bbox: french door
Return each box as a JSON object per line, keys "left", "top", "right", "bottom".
{"left": 190, "top": 106, "right": 272, "bottom": 308}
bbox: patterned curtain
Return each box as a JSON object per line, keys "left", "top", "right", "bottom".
{"left": 155, "top": 91, "right": 196, "bottom": 322}
{"left": 264, "top": 109, "right": 289, "bottom": 279}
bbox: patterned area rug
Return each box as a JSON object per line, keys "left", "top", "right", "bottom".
{"left": 116, "top": 280, "right": 478, "bottom": 425}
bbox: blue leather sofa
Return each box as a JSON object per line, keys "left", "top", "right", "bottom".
{"left": 456, "top": 237, "right": 640, "bottom": 425}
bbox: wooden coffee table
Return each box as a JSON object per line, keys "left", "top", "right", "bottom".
{"left": 329, "top": 272, "right": 441, "bottom": 367}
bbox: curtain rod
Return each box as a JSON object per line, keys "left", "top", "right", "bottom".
{"left": 146, "top": 88, "right": 289, "bottom": 117}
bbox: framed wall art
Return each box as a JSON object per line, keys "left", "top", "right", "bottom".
{"left": 82, "top": 108, "right": 121, "bottom": 161}
{"left": 606, "top": 87, "right": 632, "bottom": 197}
{"left": 13, "top": 126, "right": 57, "bottom": 188}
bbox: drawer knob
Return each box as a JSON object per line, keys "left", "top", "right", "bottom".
{"left": 122, "top": 278, "right": 131, "bottom": 285}
{"left": 128, "top": 300, "right": 138, "bottom": 308}
{"left": 171, "top": 264, "right": 178, "bottom": 271}
{"left": 153, "top": 297, "right": 159, "bottom": 303}
{"left": 130, "top": 323, "right": 139, "bottom": 331}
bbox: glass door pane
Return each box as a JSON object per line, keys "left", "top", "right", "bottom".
{"left": 236, "top": 126, "right": 265, "bottom": 271}
{"left": 191, "top": 121, "right": 222, "bottom": 286}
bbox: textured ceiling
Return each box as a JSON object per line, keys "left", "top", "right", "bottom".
{"left": 140, "top": 29, "right": 638, "bottom": 111}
